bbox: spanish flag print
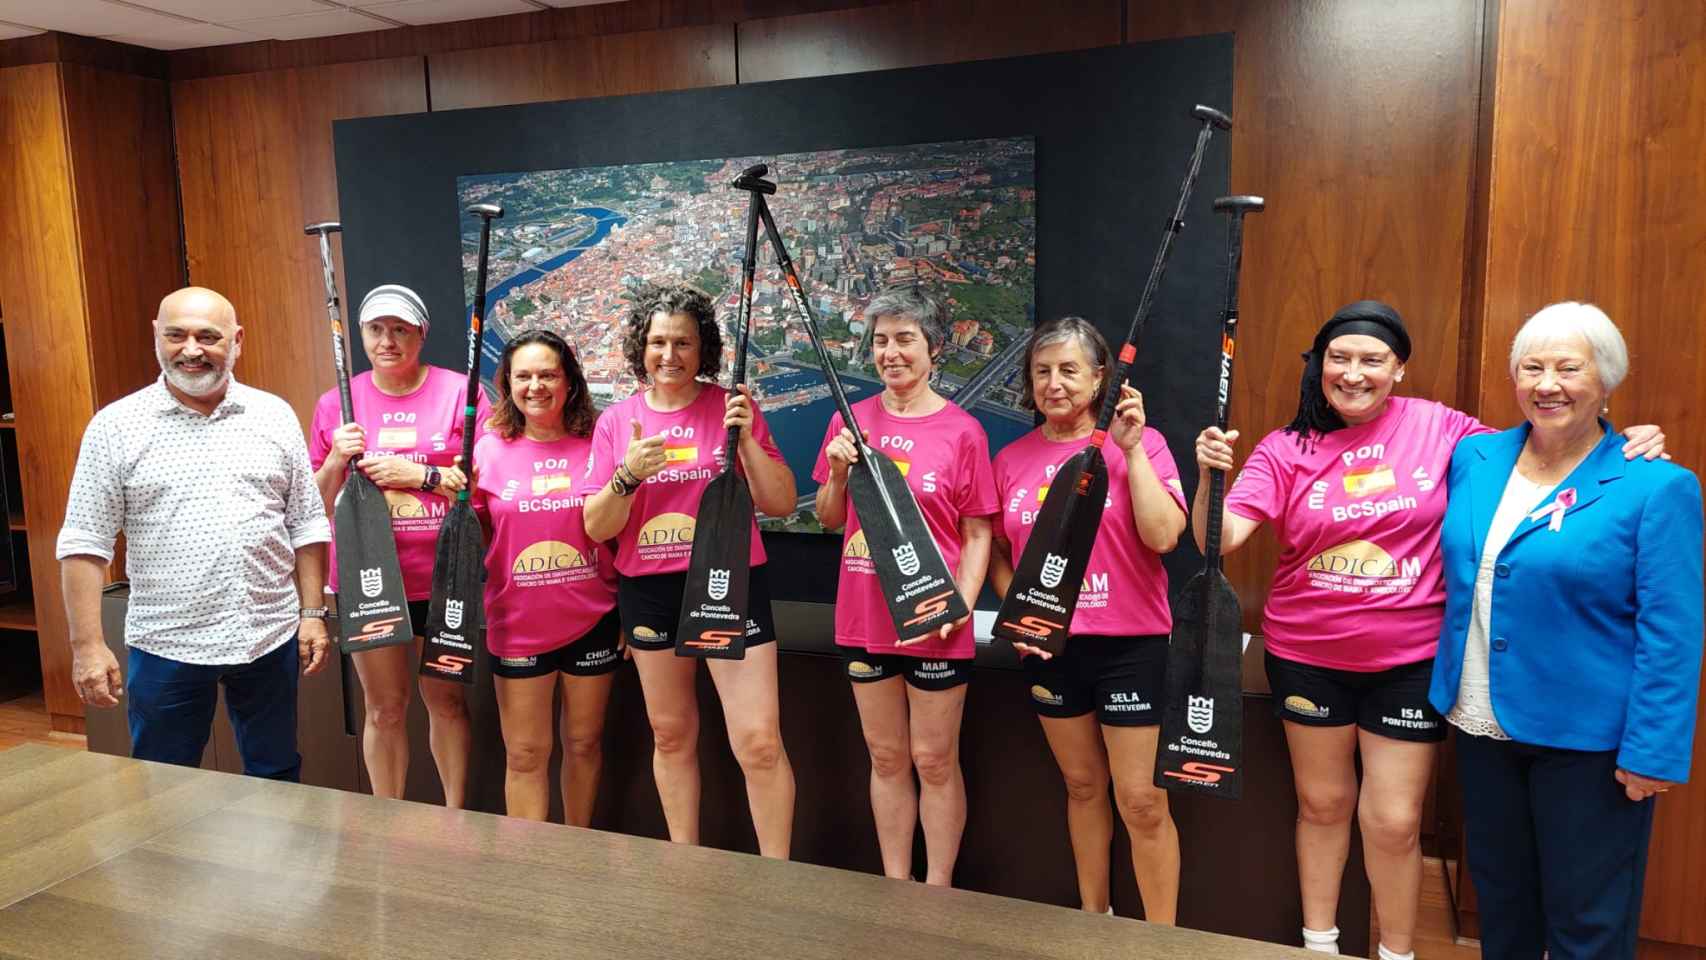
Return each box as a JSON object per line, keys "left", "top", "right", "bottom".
{"left": 531, "top": 473, "right": 575, "bottom": 495}
{"left": 1342, "top": 464, "right": 1396, "bottom": 498}
{"left": 377, "top": 427, "right": 417, "bottom": 449}
{"left": 663, "top": 441, "right": 699, "bottom": 464}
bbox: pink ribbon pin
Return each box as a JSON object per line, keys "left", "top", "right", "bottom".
{"left": 1527, "top": 487, "right": 1578, "bottom": 532}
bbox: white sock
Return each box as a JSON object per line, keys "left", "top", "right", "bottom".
{"left": 1104, "top": 906, "right": 1115, "bottom": 917}
{"left": 1302, "top": 925, "right": 1340, "bottom": 954}
{"left": 1377, "top": 946, "right": 1413, "bottom": 960}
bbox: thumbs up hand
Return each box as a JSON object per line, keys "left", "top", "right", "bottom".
{"left": 624, "top": 419, "right": 669, "bottom": 481}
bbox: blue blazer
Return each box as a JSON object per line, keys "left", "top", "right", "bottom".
{"left": 1429, "top": 421, "right": 1703, "bottom": 783}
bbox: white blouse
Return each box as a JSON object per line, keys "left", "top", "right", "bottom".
{"left": 1446, "top": 470, "right": 1556, "bottom": 740}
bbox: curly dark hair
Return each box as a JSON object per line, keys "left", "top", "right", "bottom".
{"left": 488, "top": 329, "right": 598, "bottom": 440}
{"left": 1020, "top": 316, "right": 1112, "bottom": 412}
{"left": 622, "top": 281, "right": 723, "bottom": 383}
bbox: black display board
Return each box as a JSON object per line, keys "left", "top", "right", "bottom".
{"left": 332, "top": 36, "right": 1234, "bottom": 600}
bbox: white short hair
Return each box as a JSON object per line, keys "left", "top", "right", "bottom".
{"left": 1508, "top": 301, "right": 1628, "bottom": 392}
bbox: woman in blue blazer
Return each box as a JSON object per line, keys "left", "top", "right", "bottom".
{"left": 1430, "top": 302, "right": 1703, "bottom": 960}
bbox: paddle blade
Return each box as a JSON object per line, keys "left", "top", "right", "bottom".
{"left": 846, "top": 449, "right": 968, "bottom": 642}
{"left": 420, "top": 501, "right": 483, "bottom": 683}
{"left": 993, "top": 448, "right": 1110, "bottom": 656}
{"left": 1154, "top": 567, "right": 1245, "bottom": 798}
{"left": 333, "top": 473, "right": 412, "bottom": 654}
{"left": 675, "top": 472, "right": 754, "bottom": 660}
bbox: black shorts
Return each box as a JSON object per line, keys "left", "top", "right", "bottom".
{"left": 407, "top": 599, "right": 430, "bottom": 638}
{"left": 490, "top": 609, "right": 623, "bottom": 679}
{"left": 1024, "top": 634, "right": 1167, "bottom": 726}
{"left": 618, "top": 566, "right": 777, "bottom": 652}
{"left": 840, "top": 646, "right": 972, "bottom": 691}
{"left": 1264, "top": 650, "right": 1446, "bottom": 743}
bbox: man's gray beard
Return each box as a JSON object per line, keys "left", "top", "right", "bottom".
{"left": 157, "top": 348, "right": 231, "bottom": 397}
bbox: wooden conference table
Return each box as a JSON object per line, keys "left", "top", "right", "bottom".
{"left": 0, "top": 744, "right": 1312, "bottom": 959}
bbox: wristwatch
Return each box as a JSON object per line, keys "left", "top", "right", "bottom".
{"left": 299, "top": 607, "right": 329, "bottom": 620}
{"left": 420, "top": 465, "right": 442, "bottom": 491}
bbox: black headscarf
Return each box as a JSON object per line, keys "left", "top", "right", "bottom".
{"left": 1283, "top": 300, "right": 1412, "bottom": 449}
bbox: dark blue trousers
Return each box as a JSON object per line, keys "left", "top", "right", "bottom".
{"left": 126, "top": 639, "right": 301, "bottom": 782}
{"left": 1456, "top": 733, "right": 1655, "bottom": 960}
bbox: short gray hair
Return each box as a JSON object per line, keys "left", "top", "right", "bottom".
{"left": 1508, "top": 301, "right": 1629, "bottom": 392}
{"left": 1022, "top": 316, "right": 1110, "bottom": 412}
{"left": 864, "top": 285, "right": 950, "bottom": 354}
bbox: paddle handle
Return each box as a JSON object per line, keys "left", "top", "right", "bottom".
{"left": 725, "top": 176, "right": 764, "bottom": 470}
{"left": 306, "top": 223, "right": 358, "bottom": 439}
{"left": 758, "top": 192, "right": 908, "bottom": 530}
{"left": 1204, "top": 471, "right": 1228, "bottom": 571}
{"left": 459, "top": 205, "right": 503, "bottom": 501}
{"left": 755, "top": 195, "right": 865, "bottom": 447}
{"left": 1093, "top": 104, "right": 1230, "bottom": 444}
{"left": 1202, "top": 196, "right": 1263, "bottom": 569}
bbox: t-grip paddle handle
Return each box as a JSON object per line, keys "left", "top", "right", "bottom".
{"left": 1211, "top": 196, "right": 1264, "bottom": 341}
{"left": 1201, "top": 194, "right": 1264, "bottom": 570}
{"left": 723, "top": 172, "right": 765, "bottom": 467}
{"left": 1091, "top": 102, "right": 1232, "bottom": 445}
{"left": 304, "top": 216, "right": 355, "bottom": 734}
{"left": 304, "top": 219, "right": 358, "bottom": 426}
{"left": 1193, "top": 105, "right": 1232, "bottom": 130}
{"left": 457, "top": 203, "right": 504, "bottom": 500}
{"left": 733, "top": 164, "right": 777, "bottom": 195}
{"left": 1213, "top": 195, "right": 1264, "bottom": 214}
{"left": 754, "top": 194, "right": 896, "bottom": 519}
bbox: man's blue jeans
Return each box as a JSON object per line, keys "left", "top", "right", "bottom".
{"left": 126, "top": 639, "right": 301, "bottom": 782}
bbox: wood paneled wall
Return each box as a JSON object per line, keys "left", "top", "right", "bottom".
{"left": 61, "top": 65, "right": 184, "bottom": 410}
{"left": 1127, "top": 0, "right": 1485, "bottom": 624}
{"left": 0, "top": 62, "right": 182, "bottom": 727}
{"left": 5, "top": 4, "right": 1704, "bottom": 947}
{"left": 0, "top": 31, "right": 165, "bottom": 76}
{"left": 172, "top": 58, "right": 428, "bottom": 426}
{"left": 1466, "top": 0, "right": 1706, "bottom": 951}
{"left": 166, "top": 0, "right": 890, "bottom": 81}
{"left": 7, "top": 0, "right": 1491, "bottom": 761}
{"left": 427, "top": 23, "right": 736, "bottom": 111}
{"left": 737, "top": 0, "right": 1121, "bottom": 81}
{"left": 0, "top": 64, "right": 97, "bottom": 725}
{"left": 412, "top": 0, "right": 1485, "bottom": 645}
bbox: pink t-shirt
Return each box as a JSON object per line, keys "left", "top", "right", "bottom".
{"left": 309, "top": 367, "right": 492, "bottom": 600}
{"left": 1224, "top": 396, "right": 1489, "bottom": 671}
{"left": 994, "top": 426, "right": 1187, "bottom": 638}
{"left": 812, "top": 396, "right": 999, "bottom": 660}
{"left": 578, "top": 385, "right": 781, "bottom": 577}
{"left": 473, "top": 431, "right": 617, "bottom": 658}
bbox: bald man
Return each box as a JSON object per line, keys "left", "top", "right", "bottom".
{"left": 56, "top": 287, "right": 332, "bottom": 781}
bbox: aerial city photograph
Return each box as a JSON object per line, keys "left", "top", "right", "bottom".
{"left": 457, "top": 137, "right": 1037, "bottom": 530}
